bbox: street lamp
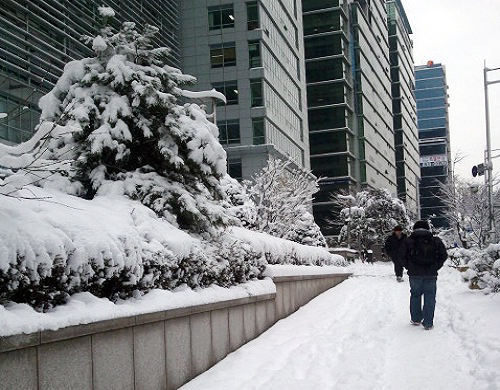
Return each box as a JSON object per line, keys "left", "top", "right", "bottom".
{"left": 483, "top": 62, "right": 500, "bottom": 243}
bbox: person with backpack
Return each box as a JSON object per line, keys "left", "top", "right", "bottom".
{"left": 400, "top": 220, "right": 448, "bottom": 330}
{"left": 384, "top": 225, "right": 407, "bottom": 282}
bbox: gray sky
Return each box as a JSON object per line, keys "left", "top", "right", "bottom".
{"left": 402, "top": 0, "right": 500, "bottom": 181}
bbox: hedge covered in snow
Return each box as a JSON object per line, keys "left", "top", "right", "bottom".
{"left": 454, "top": 245, "right": 500, "bottom": 293}
{"left": 0, "top": 187, "right": 345, "bottom": 312}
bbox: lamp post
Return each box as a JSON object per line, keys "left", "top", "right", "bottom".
{"left": 483, "top": 62, "right": 500, "bottom": 243}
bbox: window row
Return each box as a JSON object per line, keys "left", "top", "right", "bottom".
{"left": 217, "top": 118, "right": 266, "bottom": 145}
{"left": 208, "top": 3, "right": 259, "bottom": 31}
{"left": 212, "top": 79, "right": 263, "bottom": 107}
{"left": 210, "top": 41, "right": 261, "bottom": 69}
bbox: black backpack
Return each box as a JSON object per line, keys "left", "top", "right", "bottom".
{"left": 410, "top": 236, "right": 438, "bottom": 266}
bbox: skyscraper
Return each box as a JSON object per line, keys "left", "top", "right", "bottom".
{"left": 303, "top": 0, "right": 404, "bottom": 236}
{"left": 180, "top": 1, "right": 310, "bottom": 179}
{"left": 387, "top": 0, "right": 420, "bottom": 215}
{"left": 0, "top": 0, "right": 180, "bottom": 144}
{"left": 414, "top": 61, "right": 451, "bottom": 227}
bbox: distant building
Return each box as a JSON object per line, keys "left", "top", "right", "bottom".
{"left": 0, "top": 0, "right": 180, "bottom": 144}
{"left": 387, "top": 0, "right": 420, "bottom": 216}
{"left": 180, "top": 0, "right": 310, "bottom": 180}
{"left": 414, "top": 61, "right": 451, "bottom": 227}
{"left": 303, "top": 0, "right": 403, "bottom": 236}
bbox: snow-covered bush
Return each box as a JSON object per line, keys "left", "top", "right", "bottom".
{"left": 335, "top": 189, "right": 412, "bottom": 252}
{"left": 461, "top": 244, "right": 500, "bottom": 293}
{"left": 244, "top": 157, "right": 327, "bottom": 247}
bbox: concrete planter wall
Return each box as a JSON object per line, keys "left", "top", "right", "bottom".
{"left": 0, "top": 273, "right": 350, "bottom": 390}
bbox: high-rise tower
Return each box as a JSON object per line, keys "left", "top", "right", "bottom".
{"left": 415, "top": 61, "right": 451, "bottom": 227}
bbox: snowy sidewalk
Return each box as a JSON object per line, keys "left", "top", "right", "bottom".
{"left": 180, "top": 262, "right": 500, "bottom": 390}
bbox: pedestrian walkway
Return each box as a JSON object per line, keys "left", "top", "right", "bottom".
{"left": 180, "top": 263, "right": 500, "bottom": 390}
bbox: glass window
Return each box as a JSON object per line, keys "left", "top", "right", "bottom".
{"left": 228, "top": 159, "right": 242, "bottom": 180}
{"left": 415, "top": 78, "right": 444, "bottom": 90}
{"left": 210, "top": 42, "right": 236, "bottom": 68}
{"left": 417, "top": 97, "right": 446, "bottom": 110}
{"left": 419, "top": 128, "right": 447, "bottom": 139}
{"left": 218, "top": 119, "right": 240, "bottom": 144}
{"left": 311, "top": 155, "right": 348, "bottom": 177}
{"left": 250, "top": 79, "right": 263, "bottom": 107}
{"left": 418, "top": 117, "right": 446, "bottom": 129}
{"left": 212, "top": 80, "right": 238, "bottom": 105}
{"left": 307, "top": 83, "right": 344, "bottom": 107}
{"left": 309, "top": 130, "right": 347, "bottom": 155}
{"left": 306, "top": 58, "right": 343, "bottom": 82}
{"left": 208, "top": 4, "right": 234, "bottom": 30}
{"left": 303, "top": 0, "right": 339, "bottom": 12}
{"left": 415, "top": 67, "right": 443, "bottom": 80}
{"left": 303, "top": 11, "right": 340, "bottom": 36}
{"left": 305, "top": 35, "right": 342, "bottom": 58}
{"left": 247, "top": 2, "right": 259, "bottom": 30}
{"left": 415, "top": 87, "right": 445, "bottom": 100}
{"left": 420, "top": 143, "right": 447, "bottom": 155}
{"left": 308, "top": 106, "right": 346, "bottom": 130}
{"left": 418, "top": 107, "right": 447, "bottom": 119}
{"left": 248, "top": 41, "right": 261, "bottom": 68}
{"left": 252, "top": 118, "right": 265, "bottom": 144}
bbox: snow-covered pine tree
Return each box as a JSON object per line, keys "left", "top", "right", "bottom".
{"left": 244, "top": 156, "right": 327, "bottom": 247}
{"left": 38, "top": 7, "right": 234, "bottom": 236}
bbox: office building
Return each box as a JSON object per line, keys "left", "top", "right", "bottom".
{"left": 180, "top": 0, "right": 310, "bottom": 180}
{"left": 387, "top": 0, "right": 420, "bottom": 215}
{"left": 414, "top": 61, "right": 451, "bottom": 227}
{"left": 303, "top": 0, "right": 398, "bottom": 236}
{"left": 0, "top": 0, "right": 180, "bottom": 144}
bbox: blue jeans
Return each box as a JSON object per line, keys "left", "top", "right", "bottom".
{"left": 409, "top": 276, "right": 437, "bottom": 327}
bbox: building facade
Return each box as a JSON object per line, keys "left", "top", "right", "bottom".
{"left": 180, "top": 0, "right": 310, "bottom": 180}
{"left": 414, "top": 61, "right": 451, "bottom": 227}
{"left": 303, "top": 0, "right": 399, "bottom": 236}
{"left": 387, "top": 0, "right": 420, "bottom": 216}
{"left": 0, "top": 0, "right": 180, "bottom": 144}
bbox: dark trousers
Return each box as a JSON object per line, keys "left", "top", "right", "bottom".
{"left": 409, "top": 276, "right": 437, "bottom": 327}
{"left": 392, "top": 259, "right": 403, "bottom": 277}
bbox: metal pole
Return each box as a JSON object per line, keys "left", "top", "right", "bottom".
{"left": 484, "top": 62, "right": 496, "bottom": 243}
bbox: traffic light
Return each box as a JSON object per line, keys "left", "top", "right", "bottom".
{"left": 472, "top": 163, "right": 485, "bottom": 177}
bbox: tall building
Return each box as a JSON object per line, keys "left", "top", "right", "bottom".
{"left": 0, "top": 0, "right": 180, "bottom": 144}
{"left": 303, "top": 0, "right": 399, "bottom": 236}
{"left": 180, "top": 0, "right": 310, "bottom": 179}
{"left": 387, "top": 0, "right": 420, "bottom": 216}
{"left": 414, "top": 61, "right": 451, "bottom": 227}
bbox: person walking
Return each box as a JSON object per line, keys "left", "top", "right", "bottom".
{"left": 384, "top": 225, "right": 407, "bottom": 282}
{"left": 401, "top": 220, "right": 448, "bottom": 330}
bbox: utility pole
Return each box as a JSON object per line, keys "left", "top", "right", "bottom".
{"left": 483, "top": 61, "right": 500, "bottom": 243}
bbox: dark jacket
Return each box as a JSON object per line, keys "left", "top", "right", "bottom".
{"left": 384, "top": 232, "right": 407, "bottom": 263}
{"left": 400, "top": 229, "right": 448, "bottom": 276}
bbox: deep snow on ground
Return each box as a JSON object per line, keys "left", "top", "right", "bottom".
{"left": 181, "top": 262, "right": 500, "bottom": 390}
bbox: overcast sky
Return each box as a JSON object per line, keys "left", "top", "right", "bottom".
{"left": 402, "top": 0, "right": 500, "bottom": 180}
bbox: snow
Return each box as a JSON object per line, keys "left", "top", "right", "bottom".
{"left": 181, "top": 88, "right": 227, "bottom": 104}
{"left": 0, "top": 113, "right": 7, "bottom": 119}
{"left": 180, "top": 262, "right": 500, "bottom": 390}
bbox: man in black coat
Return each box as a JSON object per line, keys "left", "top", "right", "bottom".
{"left": 384, "top": 225, "right": 407, "bottom": 282}
{"left": 400, "top": 220, "right": 448, "bottom": 330}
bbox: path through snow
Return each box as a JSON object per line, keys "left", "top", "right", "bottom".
{"left": 181, "top": 262, "right": 500, "bottom": 390}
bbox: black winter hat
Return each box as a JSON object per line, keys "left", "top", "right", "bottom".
{"left": 413, "top": 220, "right": 430, "bottom": 230}
{"left": 393, "top": 225, "right": 403, "bottom": 231}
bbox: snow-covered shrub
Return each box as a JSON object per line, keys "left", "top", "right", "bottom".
{"left": 244, "top": 157, "right": 327, "bottom": 247}
{"left": 461, "top": 244, "right": 500, "bottom": 293}
{"left": 447, "top": 247, "right": 479, "bottom": 267}
{"left": 335, "top": 189, "right": 412, "bottom": 252}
